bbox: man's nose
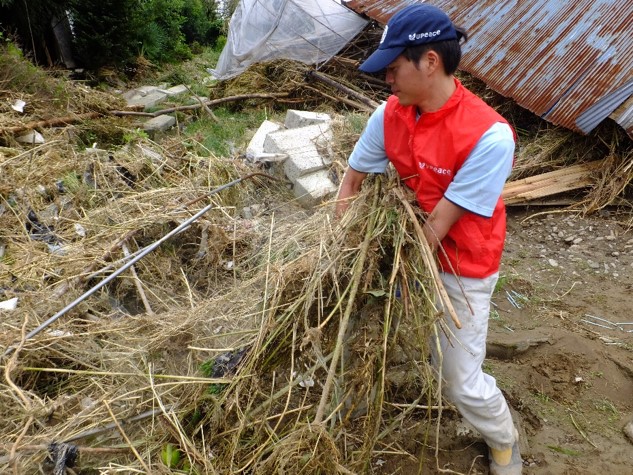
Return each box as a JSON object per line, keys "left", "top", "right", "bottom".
{"left": 385, "top": 71, "right": 394, "bottom": 84}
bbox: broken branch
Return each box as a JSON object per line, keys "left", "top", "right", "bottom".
{"left": 3, "top": 112, "right": 100, "bottom": 134}
{"left": 111, "top": 93, "right": 290, "bottom": 118}
{"left": 307, "top": 70, "right": 379, "bottom": 109}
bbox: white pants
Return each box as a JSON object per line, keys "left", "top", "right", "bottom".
{"left": 431, "top": 271, "right": 516, "bottom": 450}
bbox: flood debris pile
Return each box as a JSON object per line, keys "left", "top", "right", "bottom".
{"left": 2, "top": 18, "right": 633, "bottom": 471}
{"left": 1, "top": 136, "right": 449, "bottom": 473}
{"left": 0, "top": 47, "right": 455, "bottom": 473}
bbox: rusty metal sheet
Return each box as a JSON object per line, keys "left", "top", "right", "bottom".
{"left": 345, "top": 0, "right": 633, "bottom": 138}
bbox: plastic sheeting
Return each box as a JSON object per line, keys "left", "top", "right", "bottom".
{"left": 209, "top": 0, "right": 368, "bottom": 80}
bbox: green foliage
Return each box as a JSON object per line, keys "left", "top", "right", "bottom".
{"left": 67, "top": 0, "right": 141, "bottom": 68}
{"left": 2, "top": 0, "right": 224, "bottom": 69}
{"left": 494, "top": 274, "right": 508, "bottom": 293}
{"left": 138, "top": 0, "right": 191, "bottom": 63}
{"left": 161, "top": 443, "right": 182, "bottom": 468}
{"left": 200, "top": 359, "right": 227, "bottom": 394}
{"left": 214, "top": 34, "right": 227, "bottom": 51}
{"left": 184, "top": 107, "right": 268, "bottom": 158}
{"left": 0, "top": 41, "right": 53, "bottom": 93}
{"left": 182, "top": 0, "right": 223, "bottom": 45}
{"left": 123, "top": 129, "right": 150, "bottom": 145}
{"left": 547, "top": 445, "right": 581, "bottom": 456}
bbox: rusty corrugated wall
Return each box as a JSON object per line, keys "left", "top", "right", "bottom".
{"left": 345, "top": 0, "right": 633, "bottom": 139}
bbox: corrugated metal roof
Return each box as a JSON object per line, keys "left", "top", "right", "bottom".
{"left": 345, "top": 0, "right": 633, "bottom": 139}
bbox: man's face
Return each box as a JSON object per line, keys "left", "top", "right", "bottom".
{"left": 385, "top": 54, "right": 431, "bottom": 107}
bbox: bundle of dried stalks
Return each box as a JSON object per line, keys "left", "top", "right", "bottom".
{"left": 1, "top": 156, "right": 449, "bottom": 473}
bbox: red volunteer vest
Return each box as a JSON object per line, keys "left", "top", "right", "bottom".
{"left": 384, "top": 79, "right": 513, "bottom": 278}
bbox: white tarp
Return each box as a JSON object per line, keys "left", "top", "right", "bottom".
{"left": 209, "top": 0, "right": 368, "bottom": 80}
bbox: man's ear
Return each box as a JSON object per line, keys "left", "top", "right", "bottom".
{"left": 425, "top": 50, "right": 440, "bottom": 73}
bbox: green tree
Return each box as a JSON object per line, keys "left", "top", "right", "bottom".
{"left": 68, "top": 0, "right": 141, "bottom": 68}
{"left": 1, "top": 0, "right": 225, "bottom": 69}
{"left": 181, "top": 0, "right": 222, "bottom": 45}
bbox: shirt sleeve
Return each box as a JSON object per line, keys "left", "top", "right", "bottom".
{"left": 444, "top": 122, "right": 515, "bottom": 218}
{"left": 348, "top": 102, "right": 390, "bottom": 173}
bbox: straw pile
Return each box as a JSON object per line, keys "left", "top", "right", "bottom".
{"left": 2, "top": 28, "right": 631, "bottom": 472}
{"left": 2, "top": 55, "right": 451, "bottom": 472}
{"left": 1, "top": 105, "right": 448, "bottom": 472}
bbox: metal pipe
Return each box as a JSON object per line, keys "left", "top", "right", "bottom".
{"left": 3, "top": 173, "right": 278, "bottom": 357}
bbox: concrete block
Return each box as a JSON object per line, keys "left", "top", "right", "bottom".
{"left": 137, "top": 85, "right": 160, "bottom": 94}
{"left": 294, "top": 169, "right": 337, "bottom": 208}
{"left": 162, "top": 84, "right": 188, "bottom": 97}
{"left": 264, "top": 123, "right": 333, "bottom": 182}
{"left": 246, "top": 120, "right": 283, "bottom": 161}
{"left": 126, "top": 90, "right": 168, "bottom": 110}
{"left": 285, "top": 110, "right": 331, "bottom": 129}
{"left": 122, "top": 86, "right": 158, "bottom": 102}
{"left": 283, "top": 145, "right": 326, "bottom": 183}
{"left": 143, "top": 115, "right": 176, "bottom": 133}
{"left": 263, "top": 123, "right": 331, "bottom": 154}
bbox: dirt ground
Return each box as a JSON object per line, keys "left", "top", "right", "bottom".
{"left": 382, "top": 207, "right": 633, "bottom": 474}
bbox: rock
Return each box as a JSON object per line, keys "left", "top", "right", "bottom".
{"left": 11, "top": 99, "right": 26, "bottom": 113}
{"left": 455, "top": 419, "right": 481, "bottom": 438}
{"left": 624, "top": 420, "right": 633, "bottom": 444}
{"left": 486, "top": 337, "right": 551, "bottom": 360}
{"left": 0, "top": 297, "right": 18, "bottom": 311}
{"left": 241, "top": 204, "right": 264, "bottom": 219}
{"left": 587, "top": 260, "right": 600, "bottom": 269}
{"left": 548, "top": 258, "right": 558, "bottom": 267}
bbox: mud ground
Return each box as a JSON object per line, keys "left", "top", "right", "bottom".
{"left": 379, "top": 207, "right": 633, "bottom": 474}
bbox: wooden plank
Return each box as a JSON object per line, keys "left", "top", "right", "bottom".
{"left": 502, "top": 160, "right": 602, "bottom": 204}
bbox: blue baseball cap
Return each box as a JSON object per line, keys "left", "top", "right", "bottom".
{"left": 359, "top": 4, "right": 463, "bottom": 73}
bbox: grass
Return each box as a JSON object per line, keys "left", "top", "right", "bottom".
{"left": 547, "top": 445, "right": 581, "bottom": 456}
{"left": 593, "top": 398, "right": 619, "bottom": 423}
{"left": 183, "top": 107, "right": 269, "bottom": 157}
{"left": 494, "top": 273, "right": 510, "bottom": 293}
{"left": 149, "top": 44, "right": 224, "bottom": 96}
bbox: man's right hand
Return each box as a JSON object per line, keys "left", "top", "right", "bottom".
{"left": 335, "top": 167, "right": 368, "bottom": 218}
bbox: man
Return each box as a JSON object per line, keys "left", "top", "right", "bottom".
{"left": 336, "top": 4, "right": 522, "bottom": 475}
